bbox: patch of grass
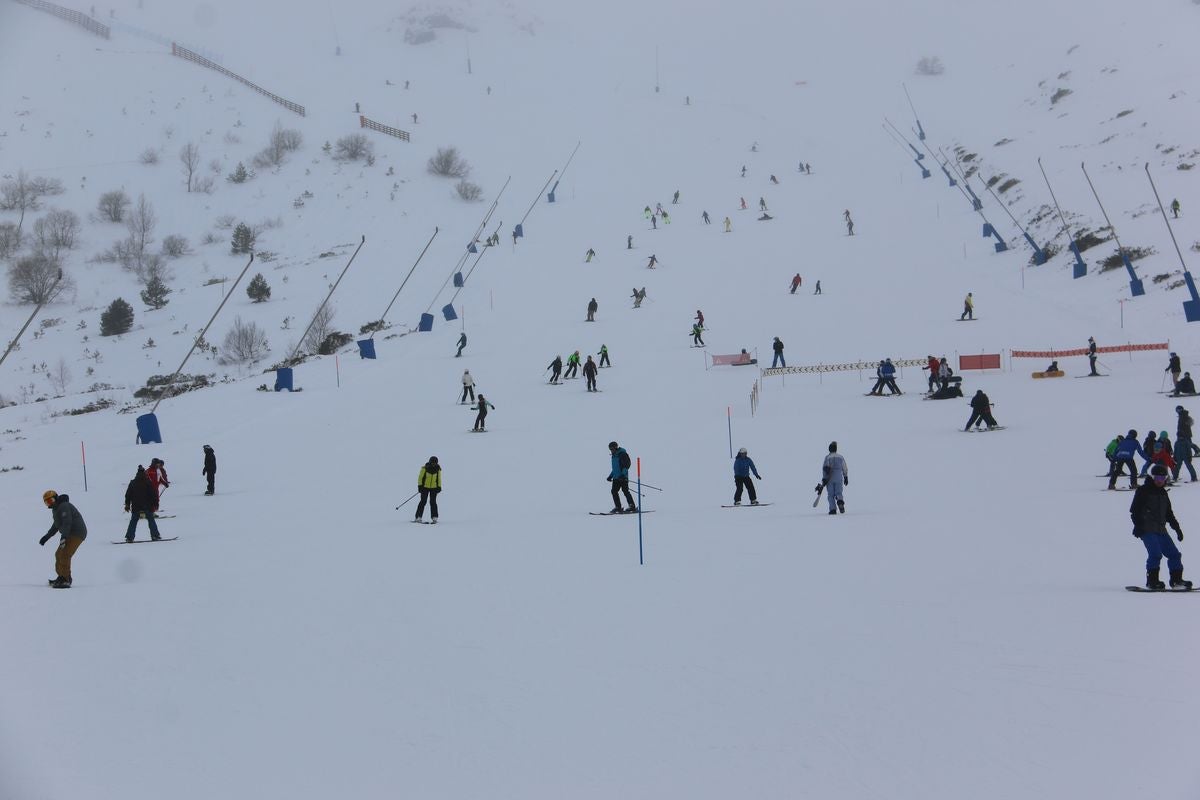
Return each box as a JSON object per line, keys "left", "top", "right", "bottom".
{"left": 1075, "top": 229, "right": 1110, "bottom": 253}
{"left": 1098, "top": 245, "right": 1155, "bottom": 272}
{"left": 1115, "top": 109, "right": 1134, "bottom": 118}
{"left": 994, "top": 138, "right": 1014, "bottom": 146}
{"left": 997, "top": 178, "right": 1020, "bottom": 193}
{"left": 1050, "top": 87, "right": 1072, "bottom": 105}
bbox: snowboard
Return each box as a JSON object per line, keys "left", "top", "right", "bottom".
{"left": 138, "top": 513, "right": 176, "bottom": 519}
{"left": 864, "top": 392, "right": 903, "bottom": 397}
{"left": 964, "top": 426, "right": 1006, "bottom": 432}
{"left": 1125, "top": 585, "right": 1197, "bottom": 593}
{"left": 721, "top": 503, "right": 773, "bottom": 508}
{"left": 589, "top": 510, "right": 654, "bottom": 515}
{"left": 411, "top": 519, "right": 438, "bottom": 524}
{"left": 112, "top": 537, "right": 179, "bottom": 544}
{"left": 468, "top": 429, "right": 488, "bottom": 433}
{"left": 955, "top": 318, "right": 978, "bottom": 322}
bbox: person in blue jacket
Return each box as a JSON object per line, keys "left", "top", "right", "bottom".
{"left": 869, "top": 358, "right": 901, "bottom": 395}
{"left": 732, "top": 447, "right": 763, "bottom": 505}
{"left": 1108, "top": 429, "right": 1148, "bottom": 490}
{"left": 606, "top": 441, "right": 637, "bottom": 513}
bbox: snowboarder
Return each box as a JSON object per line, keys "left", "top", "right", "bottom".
{"left": 758, "top": 213, "right": 773, "bottom": 221}
{"left": 39, "top": 490, "right": 87, "bottom": 588}
{"left": 547, "top": 355, "right": 563, "bottom": 384}
{"left": 1173, "top": 372, "right": 1197, "bottom": 396}
{"left": 844, "top": 209, "right": 855, "bottom": 236}
{"left": 586, "top": 297, "right": 598, "bottom": 322}
{"left": 627, "top": 234, "right": 633, "bottom": 250}
{"left": 789, "top": 273, "right": 802, "bottom": 294}
{"left": 960, "top": 292, "right": 974, "bottom": 320}
{"left": 1087, "top": 337, "right": 1099, "bottom": 376}
{"left": 692, "top": 323, "right": 705, "bottom": 347}
{"left": 606, "top": 441, "right": 637, "bottom": 513}
{"left": 771, "top": 337, "right": 785, "bottom": 368}
{"left": 455, "top": 331, "right": 467, "bottom": 357}
{"left": 724, "top": 217, "right": 732, "bottom": 233}
{"left": 1174, "top": 406, "right": 1199, "bottom": 482}
{"left": 819, "top": 441, "right": 848, "bottom": 515}
{"left": 702, "top": 211, "right": 711, "bottom": 224}
{"left": 124, "top": 465, "right": 162, "bottom": 542}
{"left": 672, "top": 190, "right": 680, "bottom": 204}
{"left": 472, "top": 395, "right": 495, "bottom": 431}
{"left": 598, "top": 344, "right": 611, "bottom": 368}
{"left": 585, "top": 248, "right": 596, "bottom": 263}
{"left": 146, "top": 457, "right": 169, "bottom": 511}
{"left": 964, "top": 389, "right": 998, "bottom": 430}
{"left": 414, "top": 456, "right": 441, "bottom": 523}
{"left": 202, "top": 445, "right": 216, "bottom": 495}
{"left": 647, "top": 254, "right": 657, "bottom": 269}
{"left": 1166, "top": 351, "right": 1181, "bottom": 387}
{"left": 732, "top": 447, "right": 762, "bottom": 505}
{"left": 563, "top": 351, "right": 581, "bottom": 379}
{"left": 1130, "top": 464, "right": 1191, "bottom": 589}
{"left": 583, "top": 355, "right": 599, "bottom": 392}
{"left": 1109, "top": 431, "right": 1147, "bottom": 490}
{"left": 1171, "top": 198, "right": 1181, "bottom": 219}
{"left": 460, "top": 370, "right": 475, "bottom": 404}
{"left": 740, "top": 197, "right": 748, "bottom": 210}
{"left": 814, "top": 280, "right": 822, "bottom": 295}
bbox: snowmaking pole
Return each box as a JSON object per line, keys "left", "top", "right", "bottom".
{"left": 1145, "top": 162, "right": 1200, "bottom": 321}
{"left": 884, "top": 118, "right": 925, "bottom": 162}
{"left": 941, "top": 148, "right": 983, "bottom": 210}
{"left": 513, "top": 170, "right": 558, "bottom": 240}
{"left": 971, "top": 175, "right": 1009, "bottom": 253}
{"left": 0, "top": 269, "right": 63, "bottom": 372}
{"left": 902, "top": 82, "right": 926, "bottom": 141}
{"left": 150, "top": 253, "right": 255, "bottom": 414}
{"left": 449, "top": 221, "right": 502, "bottom": 305}
{"left": 373, "top": 227, "right": 439, "bottom": 336}
{"left": 288, "top": 235, "right": 366, "bottom": 363}
{"left": 546, "top": 141, "right": 580, "bottom": 203}
{"left": 1081, "top": 162, "right": 1145, "bottom": 296}
{"left": 980, "top": 176, "right": 1047, "bottom": 264}
{"left": 918, "top": 137, "right": 956, "bottom": 187}
{"left": 1037, "top": 157, "right": 1087, "bottom": 278}
{"left": 882, "top": 125, "right": 930, "bottom": 180}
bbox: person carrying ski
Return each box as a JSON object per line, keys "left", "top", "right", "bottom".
{"left": 771, "top": 337, "right": 785, "bottom": 368}
{"left": 964, "top": 389, "right": 998, "bottom": 430}
{"left": 202, "top": 444, "right": 216, "bottom": 495}
{"left": 414, "top": 456, "right": 441, "bottom": 523}
{"left": 1174, "top": 372, "right": 1197, "bottom": 396}
{"left": 460, "top": 370, "right": 475, "bottom": 404}
{"left": 564, "top": 351, "right": 581, "bottom": 379}
{"left": 960, "top": 292, "right": 974, "bottom": 320}
{"left": 472, "top": 394, "right": 495, "bottom": 431}
{"left": 819, "top": 441, "right": 848, "bottom": 515}
{"left": 1130, "top": 463, "right": 1191, "bottom": 589}
{"left": 124, "top": 465, "right": 163, "bottom": 542}
{"left": 1171, "top": 198, "right": 1181, "bottom": 219}
{"left": 1166, "top": 352, "right": 1182, "bottom": 387}
{"left": 732, "top": 447, "right": 763, "bottom": 505}
{"left": 702, "top": 211, "right": 711, "bottom": 224}
{"left": 1087, "top": 336, "right": 1099, "bottom": 376}
{"left": 607, "top": 441, "right": 637, "bottom": 513}
{"left": 790, "top": 273, "right": 802, "bottom": 294}
{"left": 586, "top": 297, "right": 598, "bottom": 322}
{"left": 583, "top": 355, "right": 599, "bottom": 392}
{"left": 146, "top": 457, "right": 169, "bottom": 511}
{"left": 548, "top": 355, "right": 563, "bottom": 384}
{"left": 1109, "top": 430, "right": 1147, "bottom": 490}
{"left": 585, "top": 248, "right": 596, "bottom": 263}
{"left": 455, "top": 332, "right": 467, "bottom": 358}
{"left": 39, "top": 490, "right": 87, "bottom": 588}
{"left": 597, "top": 344, "right": 611, "bottom": 368}
{"left": 692, "top": 323, "right": 705, "bottom": 347}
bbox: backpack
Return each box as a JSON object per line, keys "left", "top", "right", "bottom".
{"left": 618, "top": 450, "right": 631, "bottom": 471}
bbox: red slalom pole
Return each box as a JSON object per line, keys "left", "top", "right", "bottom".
{"left": 80, "top": 441, "right": 87, "bottom": 491}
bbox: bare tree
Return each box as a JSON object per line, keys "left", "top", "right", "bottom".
{"left": 32, "top": 208, "right": 81, "bottom": 261}
{"left": 0, "top": 170, "right": 64, "bottom": 236}
{"left": 334, "top": 134, "right": 373, "bottom": 161}
{"left": 8, "top": 253, "right": 71, "bottom": 304}
{"left": 427, "top": 147, "right": 471, "bottom": 178}
{"left": 220, "top": 316, "right": 270, "bottom": 364}
{"left": 46, "top": 356, "right": 71, "bottom": 396}
{"left": 0, "top": 222, "right": 20, "bottom": 259}
{"left": 253, "top": 122, "right": 304, "bottom": 169}
{"left": 126, "top": 193, "right": 157, "bottom": 270}
{"left": 97, "top": 189, "right": 131, "bottom": 222}
{"left": 180, "top": 142, "right": 201, "bottom": 192}
{"left": 301, "top": 304, "right": 336, "bottom": 354}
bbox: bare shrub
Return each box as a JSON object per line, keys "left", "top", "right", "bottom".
{"left": 455, "top": 180, "right": 483, "bottom": 201}
{"left": 214, "top": 214, "right": 236, "bottom": 229}
{"left": 0, "top": 171, "right": 64, "bottom": 234}
{"left": 32, "top": 208, "right": 81, "bottom": 260}
{"left": 161, "top": 234, "right": 189, "bottom": 258}
{"left": 194, "top": 175, "right": 217, "bottom": 194}
{"left": 180, "top": 141, "right": 201, "bottom": 191}
{"left": 208, "top": 158, "right": 222, "bottom": 174}
{"left": 97, "top": 190, "right": 130, "bottom": 222}
{"left": 915, "top": 56, "right": 945, "bottom": 76}
{"left": 139, "top": 147, "right": 160, "bottom": 165}
{"left": 220, "top": 316, "right": 270, "bottom": 364}
{"left": 8, "top": 253, "right": 71, "bottom": 304}
{"left": 0, "top": 222, "right": 21, "bottom": 259}
{"left": 46, "top": 357, "right": 71, "bottom": 395}
{"left": 335, "top": 134, "right": 373, "bottom": 161}
{"left": 274, "top": 124, "right": 303, "bottom": 153}
{"left": 427, "top": 146, "right": 470, "bottom": 178}
{"left": 199, "top": 231, "right": 221, "bottom": 246}
{"left": 301, "top": 304, "right": 336, "bottom": 354}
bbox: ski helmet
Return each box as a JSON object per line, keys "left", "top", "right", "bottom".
{"left": 737, "top": 448, "right": 747, "bottom": 456}
{"left": 828, "top": 441, "right": 837, "bottom": 453}
{"left": 42, "top": 490, "right": 57, "bottom": 506}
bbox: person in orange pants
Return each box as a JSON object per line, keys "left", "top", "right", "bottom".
{"left": 39, "top": 490, "right": 88, "bottom": 588}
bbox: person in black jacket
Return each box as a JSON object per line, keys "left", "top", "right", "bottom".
{"left": 771, "top": 337, "right": 785, "bottom": 368}
{"left": 1166, "top": 352, "right": 1182, "bottom": 388}
{"left": 1172, "top": 372, "right": 1197, "bottom": 396}
{"left": 202, "top": 445, "right": 216, "bottom": 495}
{"left": 1087, "top": 336, "right": 1099, "bottom": 376}
{"left": 1130, "top": 464, "right": 1192, "bottom": 589}
{"left": 583, "top": 355, "right": 599, "bottom": 392}
{"left": 125, "top": 465, "right": 162, "bottom": 542}
{"left": 39, "top": 490, "right": 88, "bottom": 588}
{"left": 964, "top": 390, "right": 999, "bottom": 430}
{"left": 547, "top": 355, "right": 563, "bottom": 384}
{"left": 586, "top": 297, "right": 598, "bottom": 322}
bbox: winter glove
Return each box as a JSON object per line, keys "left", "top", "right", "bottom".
{"left": 1132, "top": 528, "right": 1143, "bottom": 539}
{"left": 606, "top": 476, "right": 613, "bottom": 482}
{"left": 1173, "top": 525, "right": 1184, "bottom": 542}
{"left": 39, "top": 533, "right": 52, "bottom": 546}
{"left": 844, "top": 477, "right": 849, "bottom": 486}
{"left": 814, "top": 483, "right": 823, "bottom": 494}
{"left": 820, "top": 479, "right": 828, "bottom": 488}
{"left": 124, "top": 505, "right": 131, "bottom": 513}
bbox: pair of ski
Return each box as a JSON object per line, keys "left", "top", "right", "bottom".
{"left": 112, "top": 537, "right": 179, "bottom": 544}
{"left": 964, "top": 426, "right": 1006, "bottom": 433}
{"left": 589, "top": 510, "right": 654, "bottom": 516}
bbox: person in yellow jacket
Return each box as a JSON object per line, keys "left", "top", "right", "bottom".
{"left": 960, "top": 292, "right": 974, "bottom": 320}
{"left": 414, "top": 457, "right": 442, "bottom": 524}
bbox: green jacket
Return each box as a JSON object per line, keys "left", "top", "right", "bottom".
{"left": 417, "top": 464, "right": 442, "bottom": 490}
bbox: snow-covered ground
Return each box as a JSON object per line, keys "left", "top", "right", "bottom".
{"left": 2, "top": 0, "right": 1200, "bottom": 797}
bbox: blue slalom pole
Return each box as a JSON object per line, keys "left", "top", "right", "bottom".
{"left": 727, "top": 406, "right": 733, "bottom": 458}
{"left": 637, "top": 457, "right": 644, "bottom": 566}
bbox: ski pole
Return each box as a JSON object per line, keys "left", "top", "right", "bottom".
{"left": 395, "top": 490, "right": 420, "bottom": 510}
{"left": 636, "top": 481, "right": 664, "bottom": 492}
{"left": 1161, "top": 372, "right": 1168, "bottom": 392}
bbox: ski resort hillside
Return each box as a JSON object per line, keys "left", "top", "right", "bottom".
{"left": 2, "top": 0, "right": 1200, "bottom": 798}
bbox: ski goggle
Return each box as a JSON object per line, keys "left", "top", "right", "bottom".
{"left": 1152, "top": 472, "right": 1169, "bottom": 484}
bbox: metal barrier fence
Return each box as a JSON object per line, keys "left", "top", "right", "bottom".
{"left": 13, "top": 0, "right": 110, "bottom": 38}
{"left": 171, "top": 42, "right": 305, "bottom": 116}
{"left": 359, "top": 115, "right": 411, "bottom": 142}
{"left": 1011, "top": 342, "right": 1168, "bottom": 358}
{"left": 762, "top": 357, "right": 926, "bottom": 377}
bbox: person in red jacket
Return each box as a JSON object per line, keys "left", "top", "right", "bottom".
{"left": 146, "top": 457, "right": 169, "bottom": 512}
{"left": 922, "top": 355, "right": 940, "bottom": 393}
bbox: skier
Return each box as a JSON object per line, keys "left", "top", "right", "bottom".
{"left": 661, "top": 210, "right": 671, "bottom": 225}
{"left": 586, "top": 297, "right": 598, "bottom": 322}
{"left": 39, "top": 490, "right": 87, "bottom": 588}
{"left": 814, "top": 280, "right": 822, "bottom": 295}
{"left": 643, "top": 205, "right": 652, "bottom": 219}
{"left": 627, "top": 234, "right": 633, "bottom": 250}
{"left": 460, "top": 369, "right": 475, "bottom": 404}
{"left": 818, "top": 441, "right": 848, "bottom": 515}
{"left": 1087, "top": 336, "right": 1099, "bottom": 376}
{"left": 606, "top": 441, "right": 637, "bottom": 513}
{"left": 960, "top": 292, "right": 974, "bottom": 320}
{"left": 655, "top": 203, "right": 664, "bottom": 215}
{"left": 1174, "top": 406, "right": 1199, "bottom": 482}
{"left": 202, "top": 445, "right": 216, "bottom": 495}
{"left": 844, "top": 209, "right": 855, "bottom": 236}
{"left": 740, "top": 197, "right": 748, "bottom": 210}
{"left": 1171, "top": 198, "right": 1181, "bottom": 219}
{"left": 1130, "top": 463, "right": 1191, "bottom": 589}
{"left": 597, "top": 344, "right": 611, "bottom": 368}
{"left": 1151, "top": 432, "right": 1177, "bottom": 477}
{"left": 724, "top": 217, "right": 732, "bottom": 233}
{"left": 585, "top": 248, "right": 596, "bottom": 263}
{"left": 923, "top": 355, "right": 940, "bottom": 393}
{"left": 1173, "top": 372, "right": 1197, "bottom": 396}
{"left": 647, "top": 254, "right": 657, "bottom": 269}
{"left": 806, "top": 163, "right": 812, "bottom": 174}
{"left": 741, "top": 165, "right": 746, "bottom": 177}
{"left": 650, "top": 214, "right": 657, "bottom": 230}
{"left": 414, "top": 456, "right": 441, "bottom": 523}
{"left": 1109, "top": 430, "right": 1147, "bottom": 489}
{"left": 547, "top": 355, "right": 563, "bottom": 384}
{"left": 1166, "top": 351, "right": 1181, "bottom": 388}
{"left": 771, "top": 337, "right": 785, "bottom": 368}
{"left": 869, "top": 359, "right": 901, "bottom": 395}
{"left": 692, "top": 323, "right": 705, "bottom": 347}
{"left": 472, "top": 394, "right": 495, "bottom": 431}
{"left": 1106, "top": 433, "right": 1127, "bottom": 479}
{"left": 124, "top": 465, "right": 162, "bottom": 542}
{"left": 631, "top": 287, "right": 643, "bottom": 308}
{"left": 702, "top": 211, "right": 711, "bottom": 224}
{"left": 732, "top": 447, "right": 763, "bottom": 505}
{"left": 769, "top": 175, "right": 779, "bottom": 184}
{"left": 963, "top": 389, "right": 998, "bottom": 430}
{"left": 146, "top": 457, "right": 169, "bottom": 512}
{"left": 456, "top": 331, "right": 467, "bottom": 357}
{"left": 562, "top": 351, "right": 580, "bottom": 379}
{"left": 583, "top": 355, "right": 598, "bottom": 392}
{"left": 1140, "top": 431, "right": 1160, "bottom": 478}
{"left": 789, "top": 273, "right": 802, "bottom": 294}
{"left": 512, "top": 229, "right": 518, "bottom": 245}
{"left": 672, "top": 190, "right": 680, "bottom": 204}
{"left": 759, "top": 197, "right": 768, "bottom": 212}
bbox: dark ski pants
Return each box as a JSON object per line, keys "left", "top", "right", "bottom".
{"left": 960, "top": 305, "right": 972, "bottom": 320}
{"left": 1107, "top": 456, "right": 1127, "bottom": 478}
{"left": 550, "top": 369, "right": 561, "bottom": 384}
{"left": 54, "top": 535, "right": 84, "bottom": 581}
{"left": 461, "top": 385, "right": 475, "bottom": 403}
{"left": 125, "top": 510, "right": 160, "bottom": 541}
{"left": 474, "top": 410, "right": 487, "bottom": 430}
{"left": 204, "top": 471, "right": 215, "bottom": 494}
{"left": 1089, "top": 355, "right": 1098, "bottom": 375}
{"left": 586, "top": 374, "right": 597, "bottom": 391}
{"left": 416, "top": 487, "right": 439, "bottom": 520}
{"left": 734, "top": 476, "right": 757, "bottom": 503}
{"left": 599, "top": 353, "right": 610, "bottom": 367}
{"left": 693, "top": 334, "right": 704, "bottom": 346}
{"left": 1173, "top": 438, "right": 1198, "bottom": 481}
{"left": 456, "top": 343, "right": 466, "bottom": 357}
{"left": 771, "top": 352, "right": 785, "bottom": 368}
{"left": 1140, "top": 531, "right": 1183, "bottom": 573}
{"left": 611, "top": 477, "right": 635, "bottom": 510}
{"left": 564, "top": 363, "right": 578, "bottom": 379}
{"left": 964, "top": 409, "right": 998, "bottom": 430}
{"left": 1108, "top": 458, "right": 1138, "bottom": 488}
